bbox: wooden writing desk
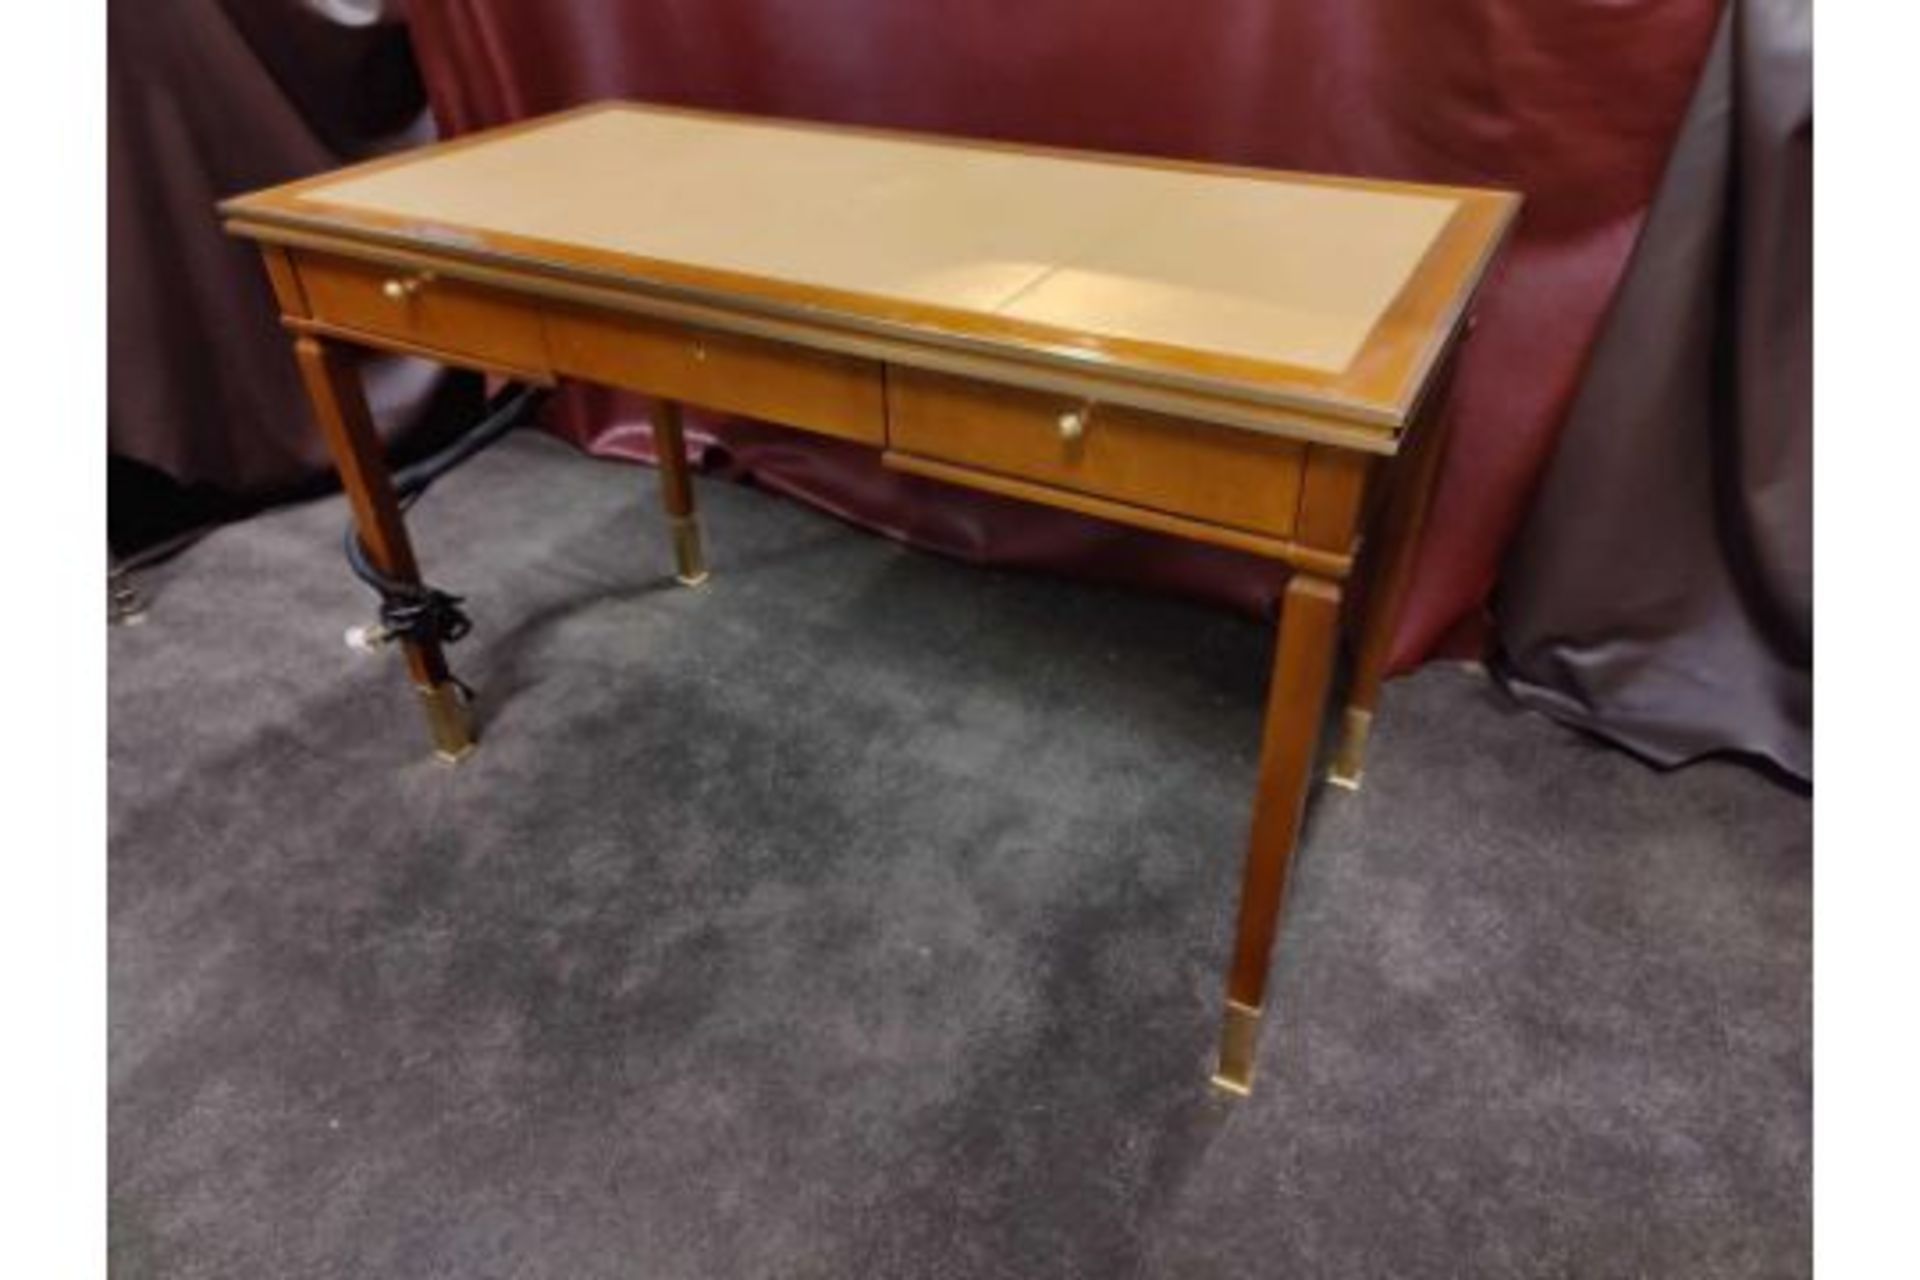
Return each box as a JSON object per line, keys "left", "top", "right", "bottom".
{"left": 222, "top": 102, "right": 1518, "bottom": 1095}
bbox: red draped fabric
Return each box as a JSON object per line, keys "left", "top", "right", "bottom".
{"left": 406, "top": 0, "right": 1722, "bottom": 667}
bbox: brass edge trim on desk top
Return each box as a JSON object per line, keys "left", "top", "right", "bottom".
{"left": 228, "top": 216, "right": 1410, "bottom": 456}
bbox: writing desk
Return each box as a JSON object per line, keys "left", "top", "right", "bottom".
{"left": 222, "top": 102, "right": 1518, "bottom": 1095}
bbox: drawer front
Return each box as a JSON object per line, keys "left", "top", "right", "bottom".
{"left": 293, "top": 252, "right": 550, "bottom": 374}
{"left": 887, "top": 369, "right": 1305, "bottom": 538}
{"left": 545, "top": 309, "right": 886, "bottom": 445}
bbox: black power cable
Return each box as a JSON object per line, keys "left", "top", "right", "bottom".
{"left": 343, "top": 382, "right": 550, "bottom": 648}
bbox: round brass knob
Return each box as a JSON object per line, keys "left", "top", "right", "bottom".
{"left": 692, "top": 343, "right": 708, "bottom": 362}
{"left": 381, "top": 275, "right": 426, "bottom": 301}
{"left": 1056, "top": 410, "right": 1086, "bottom": 442}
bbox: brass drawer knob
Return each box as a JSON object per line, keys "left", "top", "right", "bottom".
{"left": 1056, "top": 410, "right": 1087, "bottom": 442}
{"left": 381, "top": 273, "right": 430, "bottom": 301}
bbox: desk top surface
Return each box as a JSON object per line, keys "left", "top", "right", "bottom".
{"left": 225, "top": 102, "right": 1518, "bottom": 430}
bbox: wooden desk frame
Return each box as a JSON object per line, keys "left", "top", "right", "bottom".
{"left": 224, "top": 103, "right": 1516, "bottom": 1096}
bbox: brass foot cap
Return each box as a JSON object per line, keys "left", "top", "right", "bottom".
{"left": 1210, "top": 999, "right": 1262, "bottom": 1098}
{"left": 1208, "top": 1071, "right": 1253, "bottom": 1098}
{"left": 1327, "top": 707, "right": 1373, "bottom": 792}
{"left": 419, "top": 681, "right": 476, "bottom": 765}
{"left": 670, "top": 517, "right": 708, "bottom": 586}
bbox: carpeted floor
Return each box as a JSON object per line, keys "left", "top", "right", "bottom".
{"left": 109, "top": 431, "right": 1810, "bottom": 1279}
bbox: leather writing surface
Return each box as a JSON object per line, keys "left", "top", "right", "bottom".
{"left": 299, "top": 107, "right": 1458, "bottom": 374}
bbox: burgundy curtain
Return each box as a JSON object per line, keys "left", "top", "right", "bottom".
{"left": 1495, "top": 0, "right": 1812, "bottom": 780}
{"left": 405, "top": 0, "right": 1724, "bottom": 669}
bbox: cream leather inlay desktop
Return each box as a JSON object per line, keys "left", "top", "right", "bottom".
{"left": 297, "top": 107, "right": 1459, "bottom": 374}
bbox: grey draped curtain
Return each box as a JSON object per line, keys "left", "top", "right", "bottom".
{"left": 1494, "top": 0, "right": 1812, "bottom": 782}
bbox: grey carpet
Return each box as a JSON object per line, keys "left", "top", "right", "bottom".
{"left": 109, "top": 431, "right": 1810, "bottom": 1279}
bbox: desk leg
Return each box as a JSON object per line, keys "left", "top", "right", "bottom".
{"left": 652, "top": 399, "right": 708, "bottom": 586}
{"left": 291, "top": 335, "right": 474, "bottom": 762}
{"left": 1327, "top": 403, "right": 1451, "bottom": 792}
{"left": 1212, "top": 572, "right": 1343, "bottom": 1096}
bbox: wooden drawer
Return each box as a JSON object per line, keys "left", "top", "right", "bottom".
{"left": 545, "top": 309, "right": 886, "bottom": 445}
{"left": 886, "top": 368, "right": 1305, "bottom": 538}
{"left": 292, "top": 252, "right": 551, "bottom": 375}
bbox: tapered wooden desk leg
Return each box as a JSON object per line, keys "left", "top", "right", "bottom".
{"left": 291, "top": 335, "right": 474, "bottom": 763}
{"left": 652, "top": 399, "right": 708, "bottom": 586}
{"left": 1213, "top": 573, "right": 1344, "bottom": 1096}
{"left": 1328, "top": 400, "right": 1453, "bottom": 792}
